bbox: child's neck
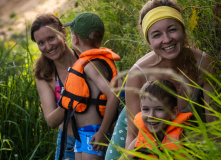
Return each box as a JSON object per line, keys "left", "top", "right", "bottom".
{"left": 79, "top": 45, "right": 100, "bottom": 53}
{"left": 156, "top": 132, "right": 164, "bottom": 142}
{"left": 156, "top": 127, "right": 168, "bottom": 142}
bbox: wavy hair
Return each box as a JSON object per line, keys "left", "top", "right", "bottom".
{"left": 31, "top": 14, "right": 63, "bottom": 81}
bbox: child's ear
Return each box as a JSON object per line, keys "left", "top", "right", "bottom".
{"left": 62, "top": 27, "right": 67, "bottom": 37}
{"left": 171, "top": 106, "right": 179, "bottom": 120}
{"left": 72, "top": 34, "right": 79, "bottom": 45}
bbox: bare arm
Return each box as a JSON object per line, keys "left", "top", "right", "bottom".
{"left": 36, "top": 79, "right": 65, "bottom": 129}
{"left": 203, "top": 82, "right": 217, "bottom": 122}
{"left": 84, "top": 61, "right": 119, "bottom": 149}
{"left": 125, "top": 67, "right": 146, "bottom": 148}
{"left": 199, "top": 52, "right": 218, "bottom": 122}
{"left": 119, "top": 137, "right": 137, "bottom": 160}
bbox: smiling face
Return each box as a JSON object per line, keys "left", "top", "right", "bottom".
{"left": 141, "top": 97, "right": 178, "bottom": 139}
{"left": 147, "top": 18, "right": 185, "bottom": 60}
{"left": 33, "top": 25, "right": 66, "bottom": 61}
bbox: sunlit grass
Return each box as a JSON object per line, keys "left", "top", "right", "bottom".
{"left": 0, "top": 40, "right": 57, "bottom": 159}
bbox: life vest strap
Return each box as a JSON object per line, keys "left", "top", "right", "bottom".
{"left": 68, "top": 67, "right": 84, "bottom": 78}
{"left": 133, "top": 147, "right": 163, "bottom": 159}
{"left": 59, "top": 110, "right": 71, "bottom": 160}
{"left": 59, "top": 108, "right": 81, "bottom": 160}
{"left": 89, "top": 98, "right": 107, "bottom": 106}
{"left": 61, "top": 89, "right": 107, "bottom": 107}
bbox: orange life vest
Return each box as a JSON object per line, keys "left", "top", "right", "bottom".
{"left": 59, "top": 47, "right": 120, "bottom": 117}
{"left": 133, "top": 112, "right": 193, "bottom": 159}
{"left": 58, "top": 48, "right": 120, "bottom": 160}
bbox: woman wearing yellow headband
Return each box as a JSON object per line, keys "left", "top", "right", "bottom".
{"left": 105, "top": 0, "right": 216, "bottom": 159}
{"left": 125, "top": 0, "right": 216, "bottom": 148}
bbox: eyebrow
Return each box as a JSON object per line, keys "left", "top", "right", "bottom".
{"left": 149, "top": 29, "right": 160, "bottom": 36}
{"left": 150, "top": 24, "right": 177, "bottom": 36}
{"left": 167, "top": 24, "right": 177, "bottom": 29}
{"left": 46, "top": 26, "right": 67, "bottom": 40}
{"left": 142, "top": 105, "right": 162, "bottom": 108}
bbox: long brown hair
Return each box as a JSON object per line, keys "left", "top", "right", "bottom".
{"left": 139, "top": 0, "right": 198, "bottom": 81}
{"left": 31, "top": 14, "right": 63, "bottom": 82}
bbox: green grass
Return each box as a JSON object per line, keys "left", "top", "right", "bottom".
{"left": 0, "top": 39, "right": 57, "bottom": 159}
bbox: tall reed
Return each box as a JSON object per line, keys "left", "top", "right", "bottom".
{"left": 0, "top": 37, "right": 57, "bottom": 159}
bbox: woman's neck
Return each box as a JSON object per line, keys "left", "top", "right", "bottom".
{"left": 54, "top": 46, "right": 77, "bottom": 70}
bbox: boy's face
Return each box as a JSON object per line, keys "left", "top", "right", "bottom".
{"left": 141, "top": 97, "right": 177, "bottom": 138}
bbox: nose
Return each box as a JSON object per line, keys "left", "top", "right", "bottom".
{"left": 162, "top": 33, "right": 171, "bottom": 43}
{"left": 45, "top": 41, "right": 52, "bottom": 51}
{"left": 149, "top": 110, "right": 156, "bottom": 118}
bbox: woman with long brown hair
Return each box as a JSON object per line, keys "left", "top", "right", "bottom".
{"left": 31, "top": 14, "right": 78, "bottom": 159}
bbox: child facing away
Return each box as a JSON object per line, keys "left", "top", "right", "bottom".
{"left": 59, "top": 12, "right": 120, "bottom": 160}
{"left": 121, "top": 79, "right": 193, "bottom": 159}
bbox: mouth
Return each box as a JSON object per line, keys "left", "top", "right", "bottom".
{"left": 163, "top": 44, "right": 175, "bottom": 51}
{"left": 148, "top": 121, "right": 160, "bottom": 127}
{"left": 48, "top": 49, "right": 56, "bottom": 54}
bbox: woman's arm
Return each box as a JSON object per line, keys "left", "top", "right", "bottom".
{"left": 125, "top": 67, "right": 146, "bottom": 148}
{"left": 199, "top": 52, "right": 218, "bottom": 122}
{"left": 119, "top": 137, "right": 137, "bottom": 160}
{"left": 203, "top": 82, "right": 217, "bottom": 122}
{"left": 36, "top": 79, "right": 65, "bottom": 129}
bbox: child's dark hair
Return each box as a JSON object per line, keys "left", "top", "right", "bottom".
{"left": 140, "top": 79, "right": 177, "bottom": 109}
{"left": 71, "top": 30, "right": 103, "bottom": 48}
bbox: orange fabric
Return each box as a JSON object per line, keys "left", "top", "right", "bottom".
{"left": 134, "top": 112, "right": 192, "bottom": 159}
{"left": 61, "top": 47, "right": 120, "bottom": 116}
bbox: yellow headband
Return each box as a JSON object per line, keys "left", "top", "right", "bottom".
{"left": 142, "top": 6, "right": 185, "bottom": 41}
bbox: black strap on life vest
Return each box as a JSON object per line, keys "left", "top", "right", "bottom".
{"left": 61, "top": 89, "right": 107, "bottom": 107}
{"left": 133, "top": 147, "right": 164, "bottom": 159}
{"left": 68, "top": 67, "right": 84, "bottom": 78}
{"left": 59, "top": 99, "right": 81, "bottom": 160}
{"left": 58, "top": 109, "right": 69, "bottom": 160}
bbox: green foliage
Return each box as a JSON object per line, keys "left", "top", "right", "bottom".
{"left": 74, "top": 1, "right": 79, "bottom": 8}
{"left": 62, "top": 0, "right": 149, "bottom": 71}
{"left": 7, "top": 26, "right": 12, "bottom": 31}
{"left": 177, "top": 0, "right": 221, "bottom": 57}
{"left": 178, "top": 0, "right": 221, "bottom": 80}
{"left": 0, "top": 39, "right": 57, "bottom": 159}
{"left": 9, "top": 13, "right": 17, "bottom": 19}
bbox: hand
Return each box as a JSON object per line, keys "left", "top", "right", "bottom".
{"left": 90, "top": 130, "right": 108, "bottom": 151}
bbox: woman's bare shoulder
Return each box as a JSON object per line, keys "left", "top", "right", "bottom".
{"left": 36, "top": 77, "right": 55, "bottom": 93}
{"left": 130, "top": 51, "right": 157, "bottom": 71}
{"left": 190, "top": 47, "right": 213, "bottom": 69}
